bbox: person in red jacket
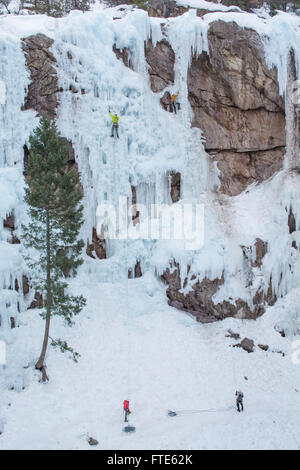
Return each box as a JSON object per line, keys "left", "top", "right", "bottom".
{"left": 123, "top": 400, "right": 131, "bottom": 423}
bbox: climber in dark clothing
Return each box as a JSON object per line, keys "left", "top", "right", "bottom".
{"left": 236, "top": 390, "right": 244, "bottom": 412}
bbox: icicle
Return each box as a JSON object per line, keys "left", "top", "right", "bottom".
{"left": 285, "top": 49, "right": 299, "bottom": 168}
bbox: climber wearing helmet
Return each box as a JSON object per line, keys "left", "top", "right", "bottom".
{"left": 236, "top": 390, "right": 244, "bottom": 412}
{"left": 109, "top": 111, "right": 120, "bottom": 138}
{"left": 123, "top": 399, "right": 131, "bottom": 423}
{"left": 171, "top": 92, "right": 181, "bottom": 114}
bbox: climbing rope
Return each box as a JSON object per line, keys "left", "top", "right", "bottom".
{"left": 123, "top": 228, "right": 136, "bottom": 434}
{"left": 222, "top": 248, "right": 240, "bottom": 395}
{"left": 229, "top": 333, "right": 239, "bottom": 392}
{"left": 126, "top": 237, "right": 131, "bottom": 402}
{"left": 168, "top": 406, "right": 234, "bottom": 417}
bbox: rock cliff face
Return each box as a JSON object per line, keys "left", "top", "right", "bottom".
{"left": 188, "top": 21, "right": 286, "bottom": 196}
{"left": 144, "top": 19, "right": 295, "bottom": 197}
{"left": 3, "top": 213, "right": 20, "bottom": 245}
{"left": 22, "top": 33, "right": 81, "bottom": 180}
{"left": 19, "top": 10, "right": 299, "bottom": 324}
{"left": 118, "top": 19, "right": 290, "bottom": 196}
{"left": 141, "top": 14, "right": 299, "bottom": 322}
{"left": 86, "top": 228, "right": 107, "bottom": 260}
{"left": 147, "top": 0, "right": 190, "bottom": 17}
{"left": 161, "top": 238, "right": 276, "bottom": 322}
{"left": 145, "top": 40, "right": 175, "bottom": 93}
{"left": 22, "top": 34, "right": 58, "bottom": 120}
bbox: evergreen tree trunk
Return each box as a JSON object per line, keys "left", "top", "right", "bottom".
{"left": 35, "top": 209, "right": 51, "bottom": 381}
{"left": 1, "top": 1, "right": 11, "bottom": 13}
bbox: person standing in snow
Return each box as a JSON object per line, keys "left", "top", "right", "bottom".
{"left": 171, "top": 93, "right": 181, "bottom": 114}
{"left": 123, "top": 399, "right": 131, "bottom": 423}
{"left": 236, "top": 390, "right": 244, "bottom": 412}
{"left": 109, "top": 111, "right": 119, "bottom": 138}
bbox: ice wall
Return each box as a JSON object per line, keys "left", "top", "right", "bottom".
{"left": 53, "top": 9, "right": 210, "bottom": 265}
{"left": 0, "top": 26, "right": 37, "bottom": 378}
{"left": 0, "top": 31, "right": 32, "bottom": 167}
{"left": 0, "top": 4, "right": 299, "bottom": 342}
{"left": 22, "top": 8, "right": 300, "bottom": 301}
{"left": 0, "top": 170, "right": 25, "bottom": 328}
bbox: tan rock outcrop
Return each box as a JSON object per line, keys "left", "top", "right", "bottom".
{"left": 148, "top": 0, "right": 189, "bottom": 18}
{"left": 113, "top": 44, "right": 134, "bottom": 70}
{"left": 22, "top": 34, "right": 58, "bottom": 120}
{"left": 87, "top": 228, "right": 107, "bottom": 260}
{"left": 234, "top": 337, "right": 255, "bottom": 353}
{"left": 187, "top": 21, "right": 286, "bottom": 196}
{"left": 170, "top": 172, "right": 181, "bottom": 203}
{"left": 162, "top": 235, "right": 276, "bottom": 323}
{"left": 214, "top": 149, "right": 284, "bottom": 196}
{"left": 145, "top": 39, "right": 175, "bottom": 93}
{"left": 3, "top": 212, "right": 20, "bottom": 244}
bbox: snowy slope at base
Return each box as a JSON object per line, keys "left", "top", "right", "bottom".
{"left": 0, "top": 271, "right": 300, "bottom": 450}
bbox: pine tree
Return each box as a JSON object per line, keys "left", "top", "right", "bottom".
{"left": 131, "top": 0, "right": 147, "bottom": 10}
{"left": 22, "top": 0, "right": 94, "bottom": 15}
{"left": 22, "top": 117, "right": 86, "bottom": 381}
{"left": 26, "top": 0, "right": 64, "bottom": 16}
{"left": 64, "top": 0, "right": 95, "bottom": 13}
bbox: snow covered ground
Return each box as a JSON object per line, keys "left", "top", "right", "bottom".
{"left": 1, "top": 270, "right": 300, "bottom": 450}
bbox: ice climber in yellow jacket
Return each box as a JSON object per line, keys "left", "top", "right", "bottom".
{"left": 109, "top": 111, "right": 120, "bottom": 139}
